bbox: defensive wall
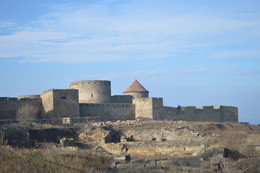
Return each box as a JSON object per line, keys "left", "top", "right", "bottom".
{"left": 132, "top": 97, "right": 238, "bottom": 122}
{"left": 0, "top": 97, "right": 19, "bottom": 120}
{"left": 70, "top": 80, "right": 111, "bottom": 103}
{"left": 79, "top": 103, "right": 134, "bottom": 121}
{"left": 41, "top": 89, "right": 79, "bottom": 119}
{"left": 19, "top": 95, "right": 41, "bottom": 99}
{"left": 0, "top": 96, "right": 43, "bottom": 120}
{"left": 0, "top": 80, "right": 238, "bottom": 123}
{"left": 111, "top": 95, "right": 133, "bottom": 103}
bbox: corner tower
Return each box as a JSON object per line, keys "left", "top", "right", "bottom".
{"left": 124, "top": 80, "right": 149, "bottom": 98}
{"left": 70, "top": 80, "right": 111, "bottom": 103}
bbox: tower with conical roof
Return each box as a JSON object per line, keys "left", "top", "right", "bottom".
{"left": 123, "top": 80, "right": 149, "bottom": 98}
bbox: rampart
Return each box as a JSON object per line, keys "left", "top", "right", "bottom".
{"left": 132, "top": 97, "right": 238, "bottom": 122}
{"left": 133, "top": 97, "right": 163, "bottom": 120}
{"left": 79, "top": 103, "right": 134, "bottom": 121}
{"left": 70, "top": 80, "right": 111, "bottom": 103}
{"left": 111, "top": 95, "right": 133, "bottom": 103}
{"left": 0, "top": 80, "right": 238, "bottom": 123}
{"left": 19, "top": 95, "right": 41, "bottom": 99}
{"left": 41, "top": 89, "right": 79, "bottom": 119}
{"left": 158, "top": 106, "right": 220, "bottom": 122}
{"left": 0, "top": 97, "right": 19, "bottom": 120}
{"left": 157, "top": 105, "right": 238, "bottom": 122}
{"left": 0, "top": 96, "right": 43, "bottom": 120}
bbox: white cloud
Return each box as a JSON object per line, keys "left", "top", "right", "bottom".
{"left": 0, "top": 1, "right": 259, "bottom": 63}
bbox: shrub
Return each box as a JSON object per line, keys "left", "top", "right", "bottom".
{"left": 217, "top": 129, "right": 247, "bottom": 151}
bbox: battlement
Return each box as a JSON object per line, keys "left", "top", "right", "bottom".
{"left": 169, "top": 105, "right": 237, "bottom": 112}
{"left": 111, "top": 95, "right": 133, "bottom": 103}
{"left": 70, "top": 80, "right": 110, "bottom": 87}
{"left": 19, "top": 98, "right": 42, "bottom": 102}
{"left": 179, "top": 106, "right": 218, "bottom": 111}
{"left": 19, "top": 95, "right": 41, "bottom": 99}
{"left": 80, "top": 103, "right": 131, "bottom": 108}
{"left": 0, "top": 97, "right": 18, "bottom": 101}
{"left": 0, "top": 79, "right": 238, "bottom": 123}
{"left": 41, "top": 89, "right": 78, "bottom": 95}
{"left": 19, "top": 95, "right": 42, "bottom": 102}
{"left": 195, "top": 105, "right": 236, "bottom": 110}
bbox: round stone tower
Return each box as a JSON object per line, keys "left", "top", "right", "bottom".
{"left": 123, "top": 80, "right": 149, "bottom": 98}
{"left": 70, "top": 80, "right": 111, "bottom": 103}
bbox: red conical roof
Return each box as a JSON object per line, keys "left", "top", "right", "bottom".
{"left": 124, "top": 80, "right": 149, "bottom": 93}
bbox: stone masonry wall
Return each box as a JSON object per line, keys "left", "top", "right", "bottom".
{"left": 41, "top": 90, "right": 54, "bottom": 118}
{"left": 53, "top": 89, "right": 79, "bottom": 118}
{"left": 111, "top": 95, "right": 133, "bottom": 103}
{"left": 155, "top": 105, "right": 238, "bottom": 122}
{"left": 0, "top": 97, "right": 19, "bottom": 120}
{"left": 219, "top": 106, "right": 238, "bottom": 122}
{"left": 132, "top": 98, "right": 160, "bottom": 120}
{"left": 70, "top": 80, "right": 111, "bottom": 103}
{"left": 0, "top": 97, "right": 43, "bottom": 120}
{"left": 18, "top": 98, "right": 43, "bottom": 119}
{"left": 157, "top": 106, "right": 221, "bottom": 122}
{"left": 41, "top": 89, "right": 79, "bottom": 119}
{"left": 79, "top": 103, "right": 134, "bottom": 121}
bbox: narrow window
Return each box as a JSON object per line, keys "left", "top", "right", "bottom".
{"left": 91, "top": 93, "right": 93, "bottom": 98}
{"left": 61, "top": 96, "right": 66, "bottom": 99}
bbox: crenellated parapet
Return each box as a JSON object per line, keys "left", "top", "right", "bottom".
{"left": 19, "top": 95, "right": 41, "bottom": 100}
{"left": 0, "top": 79, "right": 238, "bottom": 123}
{"left": 159, "top": 104, "right": 238, "bottom": 122}
{"left": 0, "top": 97, "right": 18, "bottom": 101}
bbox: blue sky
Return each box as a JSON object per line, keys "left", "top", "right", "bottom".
{"left": 0, "top": 0, "right": 259, "bottom": 124}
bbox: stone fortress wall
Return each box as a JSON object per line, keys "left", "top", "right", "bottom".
{"left": 134, "top": 97, "right": 238, "bottom": 122}
{"left": 79, "top": 103, "right": 134, "bottom": 121}
{"left": 0, "top": 80, "right": 238, "bottom": 123}
{"left": 41, "top": 89, "right": 79, "bottom": 119}
{"left": 0, "top": 97, "right": 19, "bottom": 120}
{"left": 70, "top": 80, "right": 111, "bottom": 103}
{"left": 0, "top": 96, "right": 43, "bottom": 120}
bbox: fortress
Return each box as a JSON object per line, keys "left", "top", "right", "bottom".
{"left": 0, "top": 80, "right": 238, "bottom": 123}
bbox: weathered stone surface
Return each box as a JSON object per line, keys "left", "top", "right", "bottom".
{"left": 210, "top": 157, "right": 221, "bottom": 165}
{"left": 116, "top": 163, "right": 130, "bottom": 169}
{"left": 144, "top": 160, "right": 157, "bottom": 168}
{"left": 157, "top": 160, "right": 174, "bottom": 167}
{"left": 181, "top": 166, "right": 191, "bottom": 171}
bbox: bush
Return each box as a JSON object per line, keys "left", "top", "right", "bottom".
{"left": 217, "top": 129, "right": 246, "bottom": 151}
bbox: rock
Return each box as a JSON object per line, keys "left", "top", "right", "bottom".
{"left": 59, "top": 137, "right": 76, "bottom": 147}
{"left": 114, "top": 154, "right": 131, "bottom": 164}
{"left": 210, "top": 157, "right": 221, "bottom": 165}
{"left": 157, "top": 160, "right": 174, "bottom": 167}
{"left": 144, "top": 160, "right": 156, "bottom": 168}
{"left": 116, "top": 163, "right": 130, "bottom": 169}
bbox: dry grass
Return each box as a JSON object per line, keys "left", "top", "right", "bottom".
{"left": 0, "top": 130, "right": 8, "bottom": 146}
{"left": 216, "top": 129, "right": 247, "bottom": 151}
{"left": 220, "top": 158, "right": 259, "bottom": 173}
{"left": 0, "top": 147, "right": 113, "bottom": 173}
